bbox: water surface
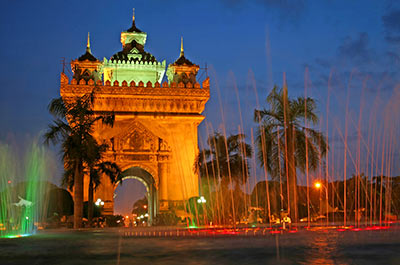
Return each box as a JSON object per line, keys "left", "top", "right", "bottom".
{"left": 1, "top": 228, "right": 399, "bottom": 264}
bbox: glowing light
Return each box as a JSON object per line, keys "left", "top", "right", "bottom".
{"left": 143, "top": 205, "right": 147, "bottom": 209}
{"left": 197, "top": 196, "right": 206, "bottom": 204}
{"left": 314, "top": 182, "right": 322, "bottom": 189}
{"left": 144, "top": 213, "right": 149, "bottom": 217}
{"left": 4, "top": 233, "right": 31, "bottom": 239}
{"left": 95, "top": 198, "right": 104, "bottom": 206}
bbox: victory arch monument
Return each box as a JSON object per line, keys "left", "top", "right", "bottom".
{"left": 60, "top": 11, "right": 210, "bottom": 223}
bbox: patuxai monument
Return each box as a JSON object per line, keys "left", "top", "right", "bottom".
{"left": 60, "top": 10, "right": 210, "bottom": 223}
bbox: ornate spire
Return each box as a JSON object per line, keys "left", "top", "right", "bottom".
{"left": 171, "top": 37, "right": 195, "bottom": 66}
{"left": 180, "top": 36, "right": 184, "bottom": 57}
{"left": 86, "top": 32, "right": 91, "bottom": 53}
{"left": 76, "top": 32, "right": 98, "bottom": 62}
{"left": 126, "top": 8, "right": 142, "bottom": 33}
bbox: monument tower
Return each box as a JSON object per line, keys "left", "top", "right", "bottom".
{"left": 103, "top": 9, "right": 166, "bottom": 84}
{"left": 60, "top": 10, "right": 209, "bottom": 223}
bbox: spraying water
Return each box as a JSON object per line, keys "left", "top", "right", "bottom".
{"left": 0, "top": 139, "right": 51, "bottom": 238}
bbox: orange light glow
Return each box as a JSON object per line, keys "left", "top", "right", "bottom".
{"left": 314, "top": 182, "right": 322, "bottom": 189}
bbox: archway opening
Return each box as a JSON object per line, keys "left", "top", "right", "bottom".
{"left": 113, "top": 166, "right": 157, "bottom": 226}
{"left": 114, "top": 178, "right": 148, "bottom": 226}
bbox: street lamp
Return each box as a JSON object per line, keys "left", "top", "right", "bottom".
{"left": 314, "top": 181, "right": 328, "bottom": 221}
{"left": 314, "top": 182, "right": 322, "bottom": 189}
{"left": 197, "top": 196, "right": 206, "bottom": 204}
{"left": 95, "top": 198, "right": 105, "bottom": 206}
{"left": 314, "top": 181, "right": 323, "bottom": 216}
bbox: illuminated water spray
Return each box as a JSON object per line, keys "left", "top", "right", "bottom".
{"left": 0, "top": 139, "right": 50, "bottom": 238}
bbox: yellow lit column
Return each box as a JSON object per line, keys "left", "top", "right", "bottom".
{"left": 158, "top": 156, "right": 169, "bottom": 210}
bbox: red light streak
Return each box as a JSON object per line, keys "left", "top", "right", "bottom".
{"left": 270, "top": 230, "right": 281, "bottom": 234}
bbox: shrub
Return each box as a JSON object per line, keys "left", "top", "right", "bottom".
{"left": 154, "top": 211, "right": 179, "bottom": 226}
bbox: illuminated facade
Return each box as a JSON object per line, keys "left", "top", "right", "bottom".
{"left": 60, "top": 11, "right": 209, "bottom": 223}
{"left": 103, "top": 11, "right": 166, "bottom": 85}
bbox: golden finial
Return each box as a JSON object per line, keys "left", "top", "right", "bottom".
{"left": 180, "top": 36, "right": 184, "bottom": 57}
{"left": 86, "top": 32, "right": 91, "bottom": 53}
{"left": 132, "top": 8, "right": 135, "bottom": 22}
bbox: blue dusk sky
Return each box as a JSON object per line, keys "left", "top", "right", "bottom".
{"left": 1, "top": 0, "right": 399, "bottom": 214}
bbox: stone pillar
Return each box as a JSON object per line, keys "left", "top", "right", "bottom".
{"left": 95, "top": 176, "right": 114, "bottom": 215}
{"left": 158, "top": 157, "right": 169, "bottom": 211}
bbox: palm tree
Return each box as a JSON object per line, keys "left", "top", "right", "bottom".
{"left": 132, "top": 196, "right": 148, "bottom": 216}
{"left": 254, "top": 85, "right": 327, "bottom": 222}
{"left": 61, "top": 146, "right": 122, "bottom": 226}
{"left": 198, "top": 132, "right": 252, "bottom": 188}
{"left": 87, "top": 156, "right": 122, "bottom": 225}
{"left": 44, "top": 93, "right": 114, "bottom": 228}
{"left": 197, "top": 132, "right": 252, "bottom": 223}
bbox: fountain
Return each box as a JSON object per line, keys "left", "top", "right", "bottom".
{"left": 0, "top": 139, "right": 51, "bottom": 238}
{"left": 188, "top": 66, "right": 400, "bottom": 232}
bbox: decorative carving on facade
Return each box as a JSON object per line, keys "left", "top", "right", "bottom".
{"left": 118, "top": 121, "right": 158, "bottom": 152}
{"left": 202, "top": 77, "right": 210, "bottom": 89}
{"left": 157, "top": 155, "right": 169, "bottom": 162}
{"left": 159, "top": 139, "right": 170, "bottom": 151}
{"left": 61, "top": 82, "right": 209, "bottom": 96}
{"left": 60, "top": 78, "right": 209, "bottom": 114}
{"left": 121, "top": 154, "right": 151, "bottom": 161}
{"left": 60, "top": 74, "right": 208, "bottom": 93}
{"left": 60, "top": 72, "right": 69, "bottom": 85}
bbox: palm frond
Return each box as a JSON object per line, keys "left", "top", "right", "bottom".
{"left": 48, "top": 97, "right": 67, "bottom": 118}
{"left": 43, "top": 119, "right": 71, "bottom": 145}
{"left": 254, "top": 83, "right": 328, "bottom": 180}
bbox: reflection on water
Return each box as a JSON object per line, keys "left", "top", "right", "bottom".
{"left": 0, "top": 228, "right": 400, "bottom": 264}
{"left": 302, "top": 232, "right": 340, "bottom": 265}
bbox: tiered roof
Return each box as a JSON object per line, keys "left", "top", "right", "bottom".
{"left": 77, "top": 33, "right": 99, "bottom": 62}
{"left": 171, "top": 37, "right": 197, "bottom": 67}
{"left": 126, "top": 19, "right": 143, "bottom": 33}
{"left": 109, "top": 9, "right": 158, "bottom": 64}
{"left": 110, "top": 39, "right": 157, "bottom": 63}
